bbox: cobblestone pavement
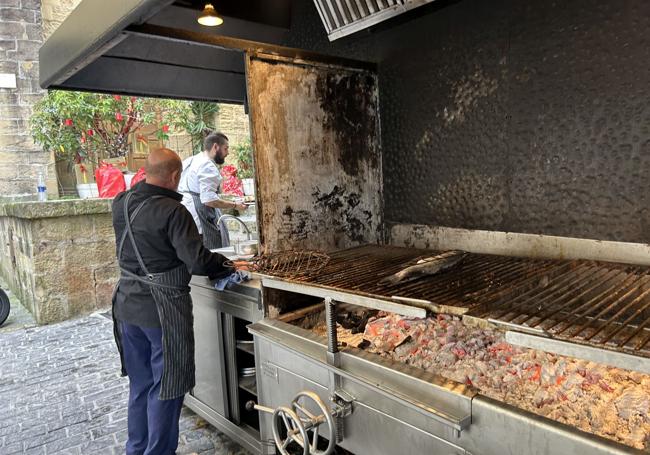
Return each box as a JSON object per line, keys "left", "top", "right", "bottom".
{"left": 0, "top": 312, "right": 251, "bottom": 455}
{"left": 0, "top": 280, "right": 36, "bottom": 334}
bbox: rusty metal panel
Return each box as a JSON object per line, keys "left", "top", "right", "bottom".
{"left": 246, "top": 54, "right": 382, "bottom": 253}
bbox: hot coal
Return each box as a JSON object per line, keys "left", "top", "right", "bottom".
{"left": 303, "top": 311, "right": 650, "bottom": 451}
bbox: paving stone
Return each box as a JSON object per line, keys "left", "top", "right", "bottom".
{"left": 0, "top": 313, "right": 251, "bottom": 454}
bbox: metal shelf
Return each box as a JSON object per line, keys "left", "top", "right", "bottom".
{"left": 236, "top": 341, "right": 255, "bottom": 355}
{"left": 238, "top": 375, "right": 257, "bottom": 396}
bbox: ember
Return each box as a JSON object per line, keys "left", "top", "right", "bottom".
{"left": 305, "top": 311, "right": 650, "bottom": 451}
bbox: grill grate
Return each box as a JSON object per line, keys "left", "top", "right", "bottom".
{"left": 281, "top": 245, "right": 650, "bottom": 359}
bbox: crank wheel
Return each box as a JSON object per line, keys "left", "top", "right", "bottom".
{"left": 291, "top": 391, "right": 336, "bottom": 455}
{"left": 0, "top": 289, "right": 9, "bottom": 326}
{"left": 272, "top": 406, "right": 309, "bottom": 455}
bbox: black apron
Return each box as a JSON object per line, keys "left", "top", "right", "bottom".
{"left": 188, "top": 190, "right": 230, "bottom": 250}
{"left": 112, "top": 192, "right": 195, "bottom": 400}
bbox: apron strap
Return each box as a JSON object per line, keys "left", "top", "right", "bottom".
{"left": 117, "top": 192, "right": 151, "bottom": 262}
{"left": 120, "top": 192, "right": 165, "bottom": 279}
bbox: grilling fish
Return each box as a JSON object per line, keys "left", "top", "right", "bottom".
{"left": 379, "top": 250, "right": 468, "bottom": 286}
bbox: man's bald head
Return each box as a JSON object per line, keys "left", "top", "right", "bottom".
{"left": 145, "top": 148, "right": 182, "bottom": 190}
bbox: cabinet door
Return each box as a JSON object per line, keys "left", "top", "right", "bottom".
{"left": 192, "top": 296, "right": 229, "bottom": 419}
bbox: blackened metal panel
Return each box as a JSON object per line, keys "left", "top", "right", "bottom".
{"left": 282, "top": 0, "right": 650, "bottom": 244}
{"left": 62, "top": 56, "right": 246, "bottom": 102}
{"left": 246, "top": 55, "right": 382, "bottom": 252}
{"left": 39, "top": 0, "right": 174, "bottom": 89}
{"left": 378, "top": 0, "right": 650, "bottom": 243}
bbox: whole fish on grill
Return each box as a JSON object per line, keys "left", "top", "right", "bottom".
{"left": 379, "top": 250, "right": 468, "bottom": 286}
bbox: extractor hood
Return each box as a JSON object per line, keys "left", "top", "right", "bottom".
{"left": 312, "top": 0, "right": 437, "bottom": 41}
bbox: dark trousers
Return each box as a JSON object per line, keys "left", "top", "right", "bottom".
{"left": 120, "top": 322, "right": 184, "bottom": 455}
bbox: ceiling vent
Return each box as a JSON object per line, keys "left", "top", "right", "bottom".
{"left": 313, "top": 0, "right": 436, "bottom": 41}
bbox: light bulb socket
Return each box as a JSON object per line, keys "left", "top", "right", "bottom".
{"left": 198, "top": 3, "right": 223, "bottom": 26}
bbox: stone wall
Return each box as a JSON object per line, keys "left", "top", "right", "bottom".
{"left": 0, "top": 199, "right": 117, "bottom": 324}
{"left": 0, "top": 0, "right": 56, "bottom": 200}
{"left": 215, "top": 103, "right": 250, "bottom": 148}
{"left": 40, "top": 0, "right": 80, "bottom": 40}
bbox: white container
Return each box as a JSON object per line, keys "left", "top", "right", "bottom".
{"left": 123, "top": 173, "right": 134, "bottom": 189}
{"left": 76, "top": 183, "right": 99, "bottom": 199}
{"left": 242, "top": 178, "right": 255, "bottom": 196}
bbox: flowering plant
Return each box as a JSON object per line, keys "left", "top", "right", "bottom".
{"left": 30, "top": 91, "right": 157, "bottom": 164}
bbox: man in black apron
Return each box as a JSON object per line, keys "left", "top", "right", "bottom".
{"left": 178, "top": 132, "right": 247, "bottom": 250}
{"left": 112, "top": 147, "right": 232, "bottom": 455}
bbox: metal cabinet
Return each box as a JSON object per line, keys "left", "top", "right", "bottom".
{"left": 191, "top": 290, "right": 229, "bottom": 418}
{"left": 186, "top": 276, "right": 264, "bottom": 455}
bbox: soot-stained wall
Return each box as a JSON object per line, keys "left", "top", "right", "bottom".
{"left": 284, "top": 0, "right": 650, "bottom": 243}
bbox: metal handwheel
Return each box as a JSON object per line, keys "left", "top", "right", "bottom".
{"left": 248, "top": 391, "right": 338, "bottom": 455}
{"left": 272, "top": 406, "right": 310, "bottom": 455}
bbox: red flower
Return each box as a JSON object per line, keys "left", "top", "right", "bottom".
{"left": 80, "top": 137, "right": 86, "bottom": 144}
{"left": 130, "top": 96, "right": 137, "bottom": 103}
{"left": 87, "top": 129, "right": 94, "bottom": 136}
{"left": 114, "top": 95, "right": 122, "bottom": 101}
{"left": 64, "top": 118, "right": 73, "bottom": 126}
{"left": 115, "top": 112, "right": 123, "bottom": 121}
{"left": 162, "top": 124, "right": 169, "bottom": 133}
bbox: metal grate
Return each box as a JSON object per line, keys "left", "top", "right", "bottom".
{"left": 312, "top": 0, "right": 437, "bottom": 41}
{"left": 281, "top": 245, "right": 650, "bottom": 359}
{"left": 253, "top": 250, "right": 330, "bottom": 279}
{"left": 291, "top": 245, "right": 562, "bottom": 311}
{"left": 468, "top": 263, "right": 650, "bottom": 358}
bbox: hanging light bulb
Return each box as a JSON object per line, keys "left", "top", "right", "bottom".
{"left": 197, "top": 3, "right": 223, "bottom": 26}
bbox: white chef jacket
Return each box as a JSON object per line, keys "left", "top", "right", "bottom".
{"left": 178, "top": 152, "right": 223, "bottom": 235}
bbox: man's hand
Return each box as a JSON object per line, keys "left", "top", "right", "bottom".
{"left": 233, "top": 203, "right": 248, "bottom": 212}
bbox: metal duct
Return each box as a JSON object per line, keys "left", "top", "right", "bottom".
{"left": 312, "top": 0, "right": 437, "bottom": 41}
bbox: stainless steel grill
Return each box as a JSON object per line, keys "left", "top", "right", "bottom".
{"left": 278, "top": 245, "right": 650, "bottom": 359}
{"left": 469, "top": 262, "right": 650, "bottom": 358}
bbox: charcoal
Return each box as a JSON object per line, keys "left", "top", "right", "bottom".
{"left": 305, "top": 311, "right": 650, "bottom": 450}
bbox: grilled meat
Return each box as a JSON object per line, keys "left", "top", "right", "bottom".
{"left": 379, "top": 250, "right": 468, "bottom": 286}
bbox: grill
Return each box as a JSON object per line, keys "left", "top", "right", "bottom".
{"left": 251, "top": 244, "right": 650, "bottom": 455}
{"left": 273, "top": 245, "right": 650, "bottom": 359}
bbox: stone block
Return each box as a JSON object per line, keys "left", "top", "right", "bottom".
{"left": 0, "top": 179, "right": 33, "bottom": 196}
{"left": 16, "top": 76, "right": 42, "bottom": 94}
{"left": 0, "top": 91, "right": 19, "bottom": 105}
{"left": 0, "top": 60, "right": 18, "bottom": 73}
{"left": 0, "top": 0, "right": 20, "bottom": 7}
{"left": 24, "top": 23, "right": 41, "bottom": 41}
{"left": 21, "top": 0, "right": 40, "bottom": 10}
{"left": 19, "top": 61, "right": 38, "bottom": 79}
{"left": 68, "top": 290, "right": 97, "bottom": 317}
{"left": 0, "top": 119, "right": 19, "bottom": 130}
{"left": 0, "top": 133, "right": 38, "bottom": 150}
{"left": 0, "top": 164, "right": 17, "bottom": 180}
{"left": 19, "top": 92, "right": 42, "bottom": 106}
{"left": 0, "top": 104, "right": 33, "bottom": 120}
{"left": 15, "top": 39, "right": 41, "bottom": 60}
{"left": 35, "top": 295, "right": 66, "bottom": 324}
{"left": 0, "top": 8, "right": 36, "bottom": 24}
{"left": 0, "top": 39, "right": 16, "bottom": 51}
{"left": 0, "top": 21, "right": 24, "bottom": 39}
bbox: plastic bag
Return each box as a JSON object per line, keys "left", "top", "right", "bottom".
{"left": 130, "top": 167, "right": 146, "bottom": 188}
{"left": 220, "top": 164, "right": 243, "bottom": 196}
{"left": 95, "top": 162, "right": 126, "bottom": 198}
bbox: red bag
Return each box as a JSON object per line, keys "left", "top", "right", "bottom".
{"left": 130, "top": 167, "right": 146, "bottom": 188}
{"left": 95, "top": 163, "right": 126, "bottom": 198}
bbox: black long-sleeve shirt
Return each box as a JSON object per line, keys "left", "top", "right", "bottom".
{"left": 112, "top": 182, "right": 231, "bottom": 327}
